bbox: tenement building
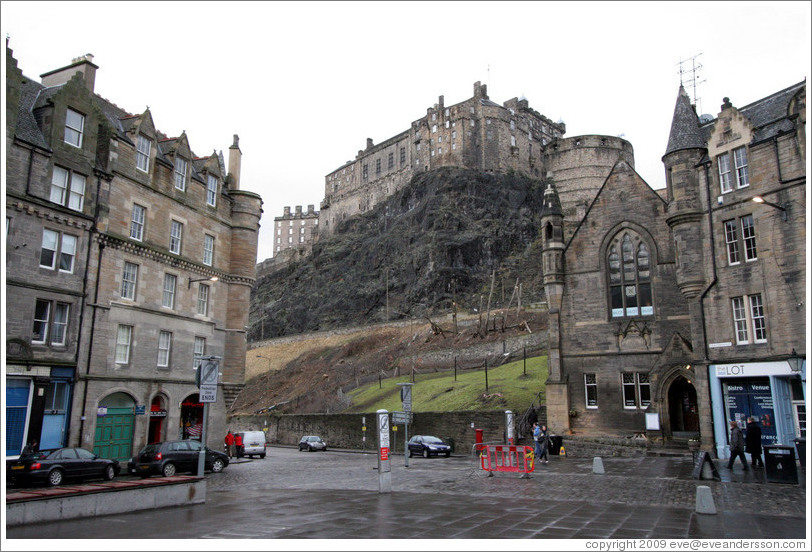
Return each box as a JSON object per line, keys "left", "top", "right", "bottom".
{"left": 320, "top": 81, "right": 634, "bottom": 238}
{"left": 5, "top": 46, "right": 263, "bottom": 461}
{"left": 541, "top": 81, "right": 806, "bottom": 457}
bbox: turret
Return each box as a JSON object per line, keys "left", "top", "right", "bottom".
{"left": 540, "top": 177, "right": 565, "bottom": 384}
{"left": 663, "top": 85, "right": 708, "bottom": 299}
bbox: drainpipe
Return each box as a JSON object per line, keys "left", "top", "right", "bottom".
{"left": 698, "top": 160, "right": 719, "bottom": 445}
{"left": 76, "top": 171, "right": 107, "bottom": 448}
{"left": 24, "top": 147, "right": 35, "bottom": 196}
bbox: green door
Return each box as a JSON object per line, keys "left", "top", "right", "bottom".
{"left": 94, "top": 407, "right": 134, "bottom": 461}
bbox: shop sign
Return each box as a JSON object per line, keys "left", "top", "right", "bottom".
{"left": 150, "top": 409, "right": 167, "bottom": 418}
{"left": 135, "top": 405, "right": 146, "bottom": 415}
{"left": 715, "top": 361, "right": 794, "bottom": 377}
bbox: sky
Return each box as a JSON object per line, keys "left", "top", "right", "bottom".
{"left": 2, "top": 1, "right": 810, "bottom": 263}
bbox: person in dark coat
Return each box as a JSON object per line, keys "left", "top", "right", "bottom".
{"left": 745, "top": 417, "right": 764, "bottom": 467}
{"left": 727, "top": 420, "right": 748, "bottom": 470}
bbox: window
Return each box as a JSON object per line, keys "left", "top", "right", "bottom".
{"left": 194, "top": 337, "right": 206, "bottom": 369}
{"left": 157, "top": 331, "right": 172, "bottom": 368}
{"left": 400, "top": 147, "right": 406, "bottom": 165}
{"left": 64, "top": 108, "right": 84, "bottom": 148}
{"left": 49, "top": 167, "right": 85, "bottom": 211}
{"left": 115, "top": 325, "right": 133, "bottom": 364}
{"left": 44, "top": 381, "right": 69, "bottom": 413}
{"left": 723, "top": 215, "right": 757, "bottom": 265}
{"left": 130, "top": 204, "right": 145, "bottom": 241}
{"left": 206, "top": 175, "right": 218, "bottom": 207}
{"left": 388, "top": 152, "right": 394, "bottom": 169}
{"left": 511, "top": 135, "right": 516, "bottom": 147}
{"left": 732, "top": 293, "right": 767, "bottom": 344}
{"left": 376, "top": 159, "right": 381, "bottom": 175}
{"left": 136, "top": 134, "right": 151, "bottom": 172}
{"left": 608, "top": 233, "right": 653, "bottom": 318}
{"left": 174, "top": 157, "right": 187, "bottom": 191}
{"left": 584, "top": 373, "right": 597, "bottom": 408}
{"left": 162, "top": 273, "right": 177, "bottom": 309}
{"left": 362, "top": 164, "right": 368, "bottom": 180}
{"left": 32, "top": 300, "right": 69, "bottom": 346}
{"left": 622, "top": 372, "right": 651, "bottom": 409}
{"left": 197, "top": 284, "right": 209, "bottom": 316}
{"left": 169, "top": 221, "right": 183, "bottom": 254}
{"left": 121, "top": 262, "right": 138, "bottom": 300}
{"left": 203, "top": 234, "right": 214, "bottom": 266}
{"left": 733, "top": 146, "right": 749, "bottom": 188}
{"left": 718, "top": 152, "right": 732, "bottom": 193}
{"left": 40, "top": 229, "right": 77, "bottom": 273}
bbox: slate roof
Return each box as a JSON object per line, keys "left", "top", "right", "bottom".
{"left": 664, "top": 85, "right": 705, "bottom": 156}
{"left": 15, "top": 79, "right": 49, "bottom": 150}
{"left": 699, "top": 80, "right": 805, "bottom": 144}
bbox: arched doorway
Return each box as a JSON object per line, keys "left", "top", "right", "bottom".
{"left": 180, "top": 393, "right": 203, "bottom": 441}
{"left": 94, "top": 392, "right": 135, "bottom": 461}
{"left": 668, "top": 376, "right": 700, "bottom": 436}
{"left": 148, "top": 395, "right": 167, "bottom": 444}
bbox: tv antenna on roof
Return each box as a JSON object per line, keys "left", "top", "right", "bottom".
{"left": 677, "top": 53, "right": 706, "bottom": 114}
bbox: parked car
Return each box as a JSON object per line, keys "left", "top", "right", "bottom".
{"left": 237, "top": 431, "right": 266, "bottom": 458}
{"left": 8, "top": 447, "right": 120, "bottom": 487}
{"left": 298, "top": 435, "right": 327, "bottom": 452}
{"left": 129, "top": 439, "right": 229, "bottom": 477}
{"left": 408, "top": 435, "right": 451, "bottom": 458}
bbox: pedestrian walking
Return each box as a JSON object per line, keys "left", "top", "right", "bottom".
{"left": 225, "top": 430, "right": 235, "bottom": 458}
{"left": 727, "top": 420, "right": 748, "bottom": 470}
{"left": 745, "top": 416, "right": 764, "bottom": 467}
{"left": 539, "top": 425, "right": 550, "bottom": 464}
{"left": 235, "top": 432, "right": 244, "bottom": 458}
{"left": 532, "top": 423, "right": 542, "bottom": 461}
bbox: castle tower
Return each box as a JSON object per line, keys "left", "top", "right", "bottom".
{"left": 663, "top": 85, "right": 708, "bottom": 299}
{"left": 539, "top": 178, "right": 570, "bottom": 433}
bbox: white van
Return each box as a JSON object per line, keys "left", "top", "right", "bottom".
{"left": 238, "top": 430, "right": 267, "bottom": 458}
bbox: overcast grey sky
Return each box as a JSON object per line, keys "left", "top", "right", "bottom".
{"left": 2, "top": 1, "right": 809, "bottom": 263}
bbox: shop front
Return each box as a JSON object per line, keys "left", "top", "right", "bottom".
{"left": 710, "top": 360, "right": 806, "bottom": 459}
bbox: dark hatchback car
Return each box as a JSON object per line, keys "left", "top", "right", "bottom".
{"left": 129, "top": 439, "right": 229, "bottom": 477}
{"left": 8, "top": 447, "right": 120, "bottom": 487}
{"left": 408, "top": 435, "right": 451, "bottom": 458}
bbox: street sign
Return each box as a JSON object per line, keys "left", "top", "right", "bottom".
{"left": 199, "top": 383, "right": 218, "bottom": 403}
{"left": 398, "top": 383, "right": 413, "bottom": 412}
{"left": 392, "top": 411, "right": 412, "bottom": 424}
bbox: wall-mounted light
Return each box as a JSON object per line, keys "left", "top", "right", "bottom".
{"left": 188, "top": 275, "right": 219, "bottom": 289}
{"left": 787, "top": 348, "right": 804, "bottom": 373}
{"left": 752, "top": 196, "right": 787, "bottom": 221}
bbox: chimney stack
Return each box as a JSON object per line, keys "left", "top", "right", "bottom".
{"left": 228, "top": 134, "right": 242, "bottom": 190}
{"left": 40, "top": 54, "right": 97, "bottom": 92}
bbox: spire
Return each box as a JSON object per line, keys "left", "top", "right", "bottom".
{"left": 664, "top": 85, "right": 705, "bottom": 156}
{"left": 541, "top": 180, "right": 562, "bottom": 217}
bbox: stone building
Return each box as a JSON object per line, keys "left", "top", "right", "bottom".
{"left": 273, "top": 204, "right": 319, "bottom": 257}
{"left": 5, "top": 46, "right": 263, "bottom": 461}
{"left": 542, "top": 81, "right": 806, "bottom": 456}
{"left": 320, "top": 81, "right": 635, "bottom": 238}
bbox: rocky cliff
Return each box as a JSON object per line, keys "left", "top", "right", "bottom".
{"left": 249, "top": 167, "right": 549, "bottom": 340}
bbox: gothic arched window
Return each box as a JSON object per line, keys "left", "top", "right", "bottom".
{"left": 608, "top": 232, "right": 653, "bottom": 318}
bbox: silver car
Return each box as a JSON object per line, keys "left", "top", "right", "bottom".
{"left": 298, "top": 435, "right": 327, "bottom": 452}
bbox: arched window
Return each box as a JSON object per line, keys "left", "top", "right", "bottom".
{"left": 608, "top": 232, "right": 653, "bottom": 318}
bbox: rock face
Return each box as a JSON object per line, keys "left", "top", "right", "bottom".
{"left": 250, "top": 167, "right": 548, "bottom": 340}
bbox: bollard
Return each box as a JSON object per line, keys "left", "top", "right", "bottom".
{"left": 695, "top": 485, "right": 717, "bottom": 514}
{"left": 377, "top": 409, "right": 391, "bottom": 493}
{"left": 592, "top": 457, "right": 605, "bottom": 474}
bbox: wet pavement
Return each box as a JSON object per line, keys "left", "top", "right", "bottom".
{"left": 4, "top": 446, "right": 809, "bottom": 542}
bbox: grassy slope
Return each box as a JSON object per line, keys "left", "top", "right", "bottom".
{"left": 347, "top": 355, "right": 548, "bottom": 413}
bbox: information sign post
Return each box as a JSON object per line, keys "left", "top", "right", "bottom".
{"left": 195, "top": 356, "right": 221, "bottom": 477}
{"left": 397, "top": 383, "right": 414, "bottom": 467}
{"left": 377, "top": 409, "right": 391, "bottom": 493}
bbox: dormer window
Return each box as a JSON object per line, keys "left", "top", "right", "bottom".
{"left": 136, "top": 135, "right": 151, "bottom": 173}
{"left": 64, "top": 108, "right": 84, "bottom": 148}
{"left": 206, "top": 174, "right": 218, "bottom": 207}
{"left": 174, "top": 157, "right": 188, "bottom": 191}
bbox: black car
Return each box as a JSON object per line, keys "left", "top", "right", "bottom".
{"left": 129, "top": 439, "right": 229, "bottom": 477}
{"left": 408, "top": 435, "right": 451, "bottom": 458}
{"left": 8, "top": 447, "right": 120, "bottom": 487}
{"left": 298, "top": 435, "right": 327, "bottom": 452}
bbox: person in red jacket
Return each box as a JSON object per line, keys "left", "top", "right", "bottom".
{"left": 224, "top": 430, "right": 235, "bottom": 458}
{"left": 235, "top": 432, "right": 244, "bottom": 458}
